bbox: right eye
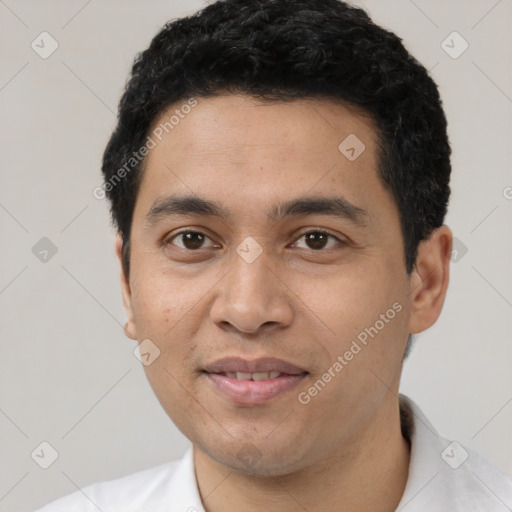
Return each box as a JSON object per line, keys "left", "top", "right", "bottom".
{"left": 166, "top": 231, "right": 218, "bottom": 251}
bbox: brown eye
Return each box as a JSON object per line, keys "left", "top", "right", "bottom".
{"left": 169, "top": 231, "right": 215, "bottom": 250}
{"left": 294, "top": 231, "right": 341, "bottom": 250}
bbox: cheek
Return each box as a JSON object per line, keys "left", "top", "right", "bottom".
{"left": 298, "top": 294, "right": 407, "bottom": 429}
{"left": 130, "top": 263, "right": 208, "bottom": 335}
{"left": 130, "top": 272, "right": 203, "bottom": 419}
{"left": 304, "top": 265, "right": 402, "bottom": 339}
{"left": 128, "top": 277, "right": 204, "bottom": 397}
{"left": 302, "top": 261, "right": 409, "bottom": 395}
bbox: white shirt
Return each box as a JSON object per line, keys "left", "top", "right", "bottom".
{"left": 36, "top": 395, "right": 512, "bottom": 511}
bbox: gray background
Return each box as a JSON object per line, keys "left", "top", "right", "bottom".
{"left": 0, "top": 1, "right": 511, "bottom": 511}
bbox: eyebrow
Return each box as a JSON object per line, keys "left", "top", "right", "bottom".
{"left": 145, "top": 194, "right": 370, "bottom": 227}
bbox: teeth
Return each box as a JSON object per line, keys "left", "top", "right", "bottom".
{"left": 251, "top": 372, "right": 269, "bottom": 381}
{"left": 224, "top": 371, "right": 282, "bottom": 380}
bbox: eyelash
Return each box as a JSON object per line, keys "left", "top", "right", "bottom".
{"left": 165, "top": 229, "right": 345, "bottom": 252}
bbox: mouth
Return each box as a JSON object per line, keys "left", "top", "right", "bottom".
{"left": 202, "top": 357, "right": 308, "bottom": 405}
{"left": 214, "top": 370, "right": 291, "bottom": 380}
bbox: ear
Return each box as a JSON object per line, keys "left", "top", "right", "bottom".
{"left": 115, "top": 234, "right": 138, "bottom": 340}
{"left": 408, "top": 225, "right": 452, "bottom": 335}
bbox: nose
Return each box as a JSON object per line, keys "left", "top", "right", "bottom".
{"left": 209, "top": 251, "right": 294, "bottom": 335}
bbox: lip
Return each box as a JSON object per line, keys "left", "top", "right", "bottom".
{"left": 203, "top": 357, "right": 308, "bottom": 405}
{"left": 205, "top": 373, "right": 307, "bottom": 405}
{"left": 203, "top": 356, "right": 307, "bottom": 375}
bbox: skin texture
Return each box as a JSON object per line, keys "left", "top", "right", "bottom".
{"left": 116, "top": 94, "right": 452, "bottom": 512}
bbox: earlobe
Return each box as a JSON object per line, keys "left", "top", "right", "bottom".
{"left": 115, "top": 235, "right": 138, "bottom": 340}
{"left": 408, "top": 225, "right": 452, "bottom": 335}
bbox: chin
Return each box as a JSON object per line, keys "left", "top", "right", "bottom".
{"left": 197, "top": 434, "right": 313, "bottom": 478}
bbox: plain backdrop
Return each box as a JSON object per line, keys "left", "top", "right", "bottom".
{"left": 0, "top": 1, "right": 511, "bottom": 511}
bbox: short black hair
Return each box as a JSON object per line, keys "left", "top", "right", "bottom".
{"left": 102, "top": 0, "right": 451, "bottom": 278}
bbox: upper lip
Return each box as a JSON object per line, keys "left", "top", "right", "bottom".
{"left": 203, "top": 357, "right": 308, "bottom": 375}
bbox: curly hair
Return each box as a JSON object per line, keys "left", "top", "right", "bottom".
{"left": 102, "top": 0, "right": 451, "bottom": 278}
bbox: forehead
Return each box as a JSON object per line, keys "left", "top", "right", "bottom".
{"left": 149, "top": 94, "right": 378, "bottom": 162}
{"left": 133, "top": 94, "right": 393, "bottom": 227}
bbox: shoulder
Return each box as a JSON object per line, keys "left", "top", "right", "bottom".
{"left": 427, "top": 444, "right": 512, "bottom": 512}
{"left": 34, "top": 458, "right": 182, "bottom": 512}
{"left": 399, "top": 395, "right": 512, "bottom": 512}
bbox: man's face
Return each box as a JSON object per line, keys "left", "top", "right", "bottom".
{"left": 121, "top": 95, "right": 415, "bottom": 475}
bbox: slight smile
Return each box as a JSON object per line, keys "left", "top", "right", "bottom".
{"left": 202, "top": 357, "right": 309, "bottom": 405}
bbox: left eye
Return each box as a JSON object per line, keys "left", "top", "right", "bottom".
{"left": 292, "top": 231, "right": 341, "bottom": 250}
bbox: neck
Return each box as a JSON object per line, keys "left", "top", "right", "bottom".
{"left": 194, "top": 396, "right": 410, "bottom": 512}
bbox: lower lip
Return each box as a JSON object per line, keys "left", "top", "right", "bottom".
{"left": 205, "top": 372, "right": 307, "bottom": 405}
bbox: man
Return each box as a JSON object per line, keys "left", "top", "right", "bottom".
{"left": 37, "top": 0, "right": 512, "bottom": 510}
